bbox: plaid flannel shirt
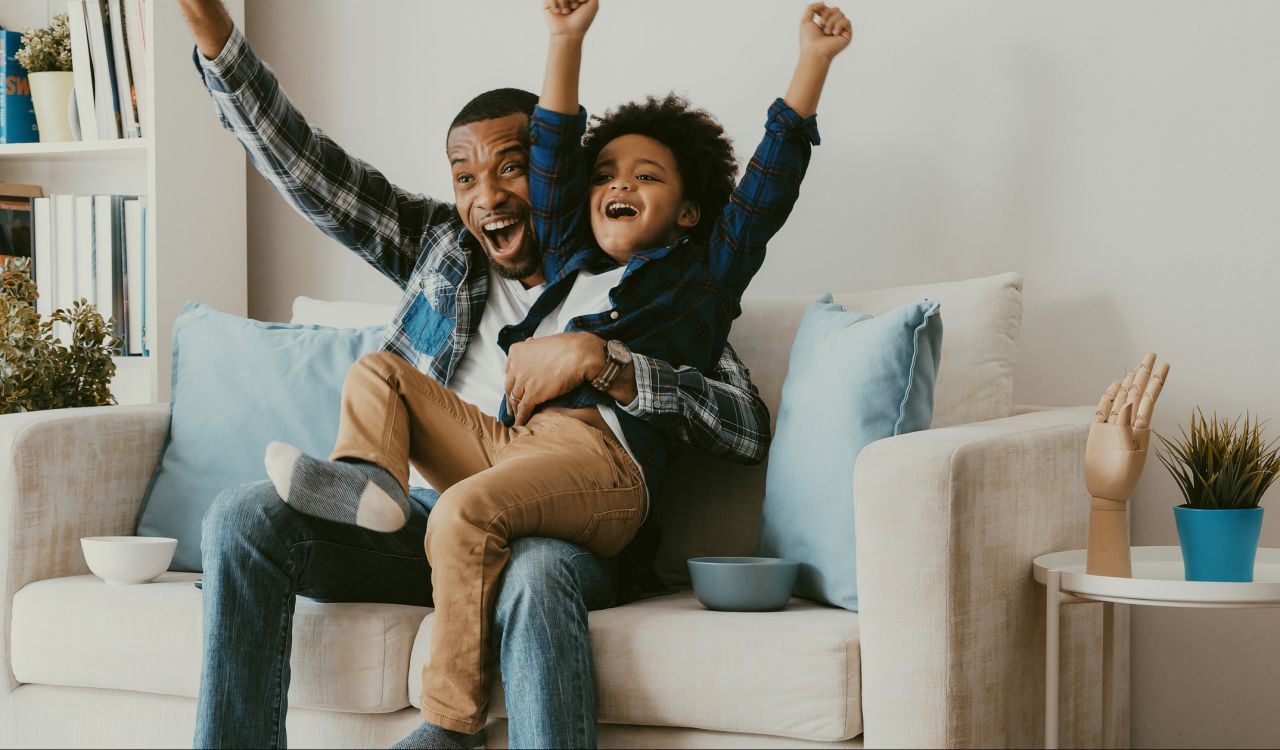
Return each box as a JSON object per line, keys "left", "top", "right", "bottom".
{"left": 501, "top": 102, "right": 819, "bottom": 490}
{"left": 194, "top": 26, "right": 772, "bottom": 472}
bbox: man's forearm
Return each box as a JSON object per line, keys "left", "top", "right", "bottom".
{"left": 177, "top": 0, "right": 234, "bottom": 60}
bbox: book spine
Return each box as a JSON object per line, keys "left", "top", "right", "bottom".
{"left": 124, "top": 198, "right": 143, "bottom": 354}
{"left": 53, "top": 194, "right": 77, "bottom": 342}
{"left": 68, "top": 0, "right": 101, "bottom": 142}
{"left": 123, "top": 0, "right": 147, "bottom": 136}
{"left": 74, "top": 196, "right": 96, "bottom": 308}
{"left": 32, "top": 197, "right": 54, "bottom": 320}
{"left": 107, "top": 0, "right": 138, "bottom": 138}
{"left": 140, "top": 202, "right": 148, "bottom": 355}
{"left": 94, "top": 194, "right": 114, "bottom": 333}
{"left": 84, "top": 0, "right": 122, "bottom": 139}
{"left": 0, "top": 30, "right": 38, "bottom": 144}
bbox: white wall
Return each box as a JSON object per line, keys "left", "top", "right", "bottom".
{"left": 240, "top": 2, "right": 1280, "bottom": 746}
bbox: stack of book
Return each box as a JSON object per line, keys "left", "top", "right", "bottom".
{"left": 25, "top": 191, "right": 149, "bottom": 355}
{"left": 68, "top": 0, "right": 147, "bottom": 140}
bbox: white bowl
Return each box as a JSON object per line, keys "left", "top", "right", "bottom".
{"left": 80, "top": 536, "right": 177, "bottom": 586}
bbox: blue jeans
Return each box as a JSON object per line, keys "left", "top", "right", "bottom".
{"left": 194, "top": 480, "right": 618, "bottom": 749}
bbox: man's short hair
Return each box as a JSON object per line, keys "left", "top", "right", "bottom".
{"left": 582, "top": 93, "right": 738, "bottom": 243}
{"left": 449, "top": 88, "right": 540, "bottom": 136}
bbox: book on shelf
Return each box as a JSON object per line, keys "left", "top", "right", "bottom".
{"left": 31, "top": 197, "right": 52, "bottom": 319}
{"left": 124, "top": 0, "right": 147, "bottom": 134}
{"left": 67, "top": 0, "right": 100, "bottom": 141}
{"left": 0, "top": 28, "right": 38, "bottom": 144}
{"left": 30, "top": 192, "right": 144, "bottom": 354}
{"left": 83, "top": 0, "right": 122, "bottom": 140}
{"left": 107, "top": 0, "right": 139, "bottom": 138}
{"left": 124, "top": 198, "right": 144, "bottom": 353}
{"left": 0, "top": 183, "right": 40, "bottom": 268}
{"left": 52, "top": 194, "right": 77, "bottom": 342}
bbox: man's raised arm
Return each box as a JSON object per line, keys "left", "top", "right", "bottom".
{"left": 176, "top": 0, "right": 453, "bottom": 289}
{"left": 177, "top": 0, "right": 234, "bottom": 60}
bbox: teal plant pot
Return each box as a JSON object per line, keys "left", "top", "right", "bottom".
{"left": 1173, "top": 505, "right": 1264, "bottom": 582}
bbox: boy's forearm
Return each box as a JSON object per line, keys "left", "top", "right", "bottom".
{"left": 177, "top": 0, "right": 235, "bottom": 60}
{"left": 541, "top": 35, "right": 586, "bottom": 115}
{"left": 784, "top": 52, "right": 835, "bottom": 119}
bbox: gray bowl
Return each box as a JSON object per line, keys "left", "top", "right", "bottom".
{"left": 687, "top": 557, "right": 799, "bottom": 612}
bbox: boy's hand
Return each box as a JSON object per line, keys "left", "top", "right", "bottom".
{"left": 544, "top": 0, "right": 599, "bottom": 39}
{"left": 799, "top": 2, "right": 853, "bottom": 60}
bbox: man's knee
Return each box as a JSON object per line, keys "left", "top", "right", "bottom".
{"left": 200, "top": 480, "right": 284, "bottom": 562}
{"left": 494, "top": 537, "right": 589, "bottom": 617}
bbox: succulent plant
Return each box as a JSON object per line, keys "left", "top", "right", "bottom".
{"left": 1156, "top": 409, "right": 1280, "bottom": 510}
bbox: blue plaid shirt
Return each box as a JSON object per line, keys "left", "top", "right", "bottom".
{"left": 503, "top": 101, "right": 819, "bottom": 489}
{"left": 194, "top": 27, "right": 772, "bottom": 480}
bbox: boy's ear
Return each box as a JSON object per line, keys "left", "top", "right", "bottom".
{"left": 676, "top": 201, "right": 701, "bottom": 230}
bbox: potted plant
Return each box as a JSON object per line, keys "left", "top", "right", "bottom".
{"left": 15, "top": 14, "right": 74, "bottom": 143}
{"left": 0, "top": 257, "right": 121, "bottom": 413}
{"left": 1156, "top": 409, "right": 1280, "bottom": 582}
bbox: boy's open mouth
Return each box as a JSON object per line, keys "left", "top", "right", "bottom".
{"left": 605, "top": 201, "right": 639, "bottom": 221}
{"left": 480, "top": 215, "right": 526, "bottom": 257}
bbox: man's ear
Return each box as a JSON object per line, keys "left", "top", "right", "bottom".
{"left": 676, "top": 201, "right": 701, "bottom": 230}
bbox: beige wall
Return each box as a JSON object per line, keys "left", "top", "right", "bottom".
{"left": 240, "top": 1, "right": 1280, "bottom": 746}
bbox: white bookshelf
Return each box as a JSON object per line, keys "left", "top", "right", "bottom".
{"left": 0, "top": 0, "right": 246, "bottom": 405}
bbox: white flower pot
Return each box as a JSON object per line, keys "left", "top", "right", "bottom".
{"left": 29, "top": 70, "right": 76, "bottom": 143}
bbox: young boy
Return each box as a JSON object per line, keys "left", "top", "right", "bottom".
{"left": 500, "top": 0, "right": 852, "bottom": 434}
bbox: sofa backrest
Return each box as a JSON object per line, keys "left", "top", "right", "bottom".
{"left": 291, "top": 272, "right": 1023, "bottom": 583}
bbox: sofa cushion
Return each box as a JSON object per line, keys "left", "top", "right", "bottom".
{"left": 137, "top": 303, "right": 387, "bottom": 571}
{"left": 10, "top": 573, "right": 429, "bottom": 713}
{"left": 759, "top": 298, "right": 942, "bottom": 611}
{"left": 652, "top": 273, "right": 1022, "bottom": 584}
{"left": 407, "top": 590, "right": 862, "bottom": 743}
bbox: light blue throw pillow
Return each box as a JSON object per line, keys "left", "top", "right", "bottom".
{"left": 136, "top": 302, "right": 387, "bottom": 571}
{"left": 758, "top": 296, "right": 943, "bottom": 611}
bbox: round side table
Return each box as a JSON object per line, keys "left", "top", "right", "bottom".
{"left": 1033, "top": 546, "right": 1280, "bottom": 749}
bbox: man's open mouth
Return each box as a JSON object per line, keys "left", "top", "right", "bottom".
{"left": 480, "top": 215, "right": 526, "bottom": 257}
{"left": 605, "top": 201, "right": 639, "bottom": 221}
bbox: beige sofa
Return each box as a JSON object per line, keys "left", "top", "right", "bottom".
{"left": 0, "top": 273, "right": 1125, "bottom": 748}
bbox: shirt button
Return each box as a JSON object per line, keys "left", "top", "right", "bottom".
{"left": 610, "top": 310, "right": 619, "bottom": 320}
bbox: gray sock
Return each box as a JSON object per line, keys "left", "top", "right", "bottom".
{"left": 264, "top": 442, "right": 409, "bottom": 532}
{"left": 390, "top": 721, "right": 485, "bottom": 750}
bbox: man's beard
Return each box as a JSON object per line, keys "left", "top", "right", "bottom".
{"left": 489, "top": 245, "right": 541, "bottom": 281}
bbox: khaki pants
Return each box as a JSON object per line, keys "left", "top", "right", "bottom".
{"left": 331, "top": 352, "right": 646, "bottom": 733}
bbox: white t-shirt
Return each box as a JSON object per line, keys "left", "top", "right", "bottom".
{"left": 449, "top": 268, "right": 544, "bottom": 415}
{"left": 530, "top": 266, "right": 641, "bottom": 474}
{"left": 445, "top": 265, "right": 642, "bottom": 494}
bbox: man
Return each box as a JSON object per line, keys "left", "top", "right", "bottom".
{"left": 177, "top": 2, "right": 771, "bottom": 748}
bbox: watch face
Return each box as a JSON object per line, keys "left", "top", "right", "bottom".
{"left": 607, "top": 339, "right": 633, "bottom": 366}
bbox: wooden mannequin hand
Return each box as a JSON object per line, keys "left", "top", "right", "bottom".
{"left": 1084, "top": 353, "right": 1170, "bottom": 503}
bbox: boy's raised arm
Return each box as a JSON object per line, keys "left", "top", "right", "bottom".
{"left": 707, "top": 3, "right": 853, "bottom": 299}
{"left": 531, "top": 0, "right": 600, "bottom": 277}
{"left": 785, "top": 2, "right": 853, "bottom": 117}
{"left": 541, "top": 0, "right": 597, "bottom": 114}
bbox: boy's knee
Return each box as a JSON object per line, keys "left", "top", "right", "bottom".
{"left": 350, "top": 351, "right": 406, "bottom": 383}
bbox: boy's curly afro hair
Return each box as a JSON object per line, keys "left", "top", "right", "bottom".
{"left": 582, "top": 94, "right": 737, "bottom": 244}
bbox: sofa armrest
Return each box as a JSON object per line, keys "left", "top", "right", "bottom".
{"left": 0, "top": 404, "right": 170, "bottom": 696}
{"left": 855, "top": 406, "right": 1120, "bottom": 748}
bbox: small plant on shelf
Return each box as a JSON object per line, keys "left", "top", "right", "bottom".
{"left": 0, "top": 257, "right": 121, "bottom": 414}
{"left": 15, "top": 13, "right": 72, "bottom": 73}
{"left": 1156, "top": 409, "right": 1280, "bottom": 510}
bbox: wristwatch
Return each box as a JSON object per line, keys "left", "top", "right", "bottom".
{"left": 590, "top": 339, "right": 633, "bottom": 392}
